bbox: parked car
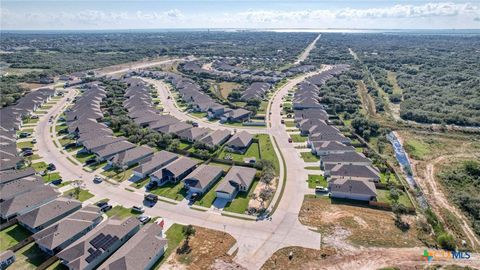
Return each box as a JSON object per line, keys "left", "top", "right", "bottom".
{"left": 132, "top": 206, "right": 145, "bottom": 213}
{"left": 30, "top": 115, "right": 39, "bottom": 119}
{"left": 190, "top": 192, "right": 200, "bottom": 203}
{"left": 93, "top": 175, "right": 103, "bottom": 183}
{"left": 144, "top": 194, "right": 158, "bottom": 202}
{"left": 288, "top": 138, "right": 293, "bottom": 143}
{"left": 145, "top": 182, "right": 157, "bottom": 191}
{"left": 47, "top": 163, "right": 56, "bottom": 171}
{"left": 51, "top": 179, "right": 63, "bottom": 185}
{"left": 32, "top": 139, "right": 37, "bottom": 144}
{"left": 22, "top": 150, "right": 34, "bottom": 157}
{"left": 21, "top": 147, "right": 33, "bottom": 151}
{"left": 281, "top": 119, "right": 285, "bottom": 124}
{"left": 192, "top": 122, "right": 199, "bottom": 127}
{"left": 137, "top": 215, "right": 151, "bottom": 224}
{"left": 85, "top": 158, "right": 97, "bottom": 166}
{"left": 315, "top": 186, "right": 329, "bottom": 193}
{"left": 18, "top": 132, "right": 31, "bottom": 138}
{"left": 100, "top": 204, "right": 112, "bottom": 212}
{"left": 96, "top": 201, "right": 108, "bottom": 208}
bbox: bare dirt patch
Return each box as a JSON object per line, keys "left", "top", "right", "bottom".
{"left": 299, "top": 197, "right": 425, "bottom": 248}
{"left": 161, "top": 226, "right": 237, "bottom": 270}
{"left": 261, "top": 246, "right": 337, "bottom": 270}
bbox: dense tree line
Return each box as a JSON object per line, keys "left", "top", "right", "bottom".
{"left": 307, "top": 33, "right": 480, "bottom": 126}
{"left": 438, "top": 160, "right": 480, "bottom": 236}
{"left": 318, "top": 68, "right": 362, "bottom": 115}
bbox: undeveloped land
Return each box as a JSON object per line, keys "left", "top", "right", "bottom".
{"left": 161, "top": 226, "right": 237, "bottom": 270}
{"left": 299, "top": 197, "right": 425, "bottom": 248}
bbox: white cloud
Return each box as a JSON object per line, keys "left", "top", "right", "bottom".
{"left": 1, "top": 2, "right": 479, "bottom": 29}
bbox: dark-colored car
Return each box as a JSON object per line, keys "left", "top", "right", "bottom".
{"left": 21, "top": 147, "right": 33, "bottom": 151}
{"left": 144, "top": 194, "right": 158, "bottom": 202}
{"left": 192, "top": 122, "right": 199, "bottom": 127}
{"left": 22, "top": 151, "right": 34, "bottom": 157}
{"left": 145, "top": 182, "right": 157, "bottom": 191}
{"left": 85, "top": 158, "right": 97, "bottom": 166}
{"left": 51, "top": 179, "right": 63, "bottom": 185}
{"left": 100, "top": 204, "right": 112, "bottom": 212}
{"left": 47, "top": 163, "right": 56, "bottom": 171}
{"left": 96, "top": 201, "right": 108, "bottom": 208}
{"left": 64, "top": 143, "right": 77, "bottom": 149}
{"left": 288, "top": 138, "right": 293, "bottom": 143}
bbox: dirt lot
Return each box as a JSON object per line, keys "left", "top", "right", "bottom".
{"left": 261, "top": 246, "right": 336, "bottom": 270}
{"left": 299, "top": 197, "right": 426, "bottom": 248}
{"left": 161, "top": 226, "right": 237, "bottom": 270}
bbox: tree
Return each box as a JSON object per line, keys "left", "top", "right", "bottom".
{"left": 258, "top": 187, "right": 274, "bottom": 208}
{"left": 167, "top": 139, "right": 180, "bottom": 151}
{"left": 437, "top": 233, "right": 456, "bottom": 250}
{"left": 177, "top": 225, "right": 196, "bottom": 254}
{"left": 260, "top": 168, "right": 275, "bottom": 186}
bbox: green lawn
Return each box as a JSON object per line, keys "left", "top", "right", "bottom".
{"left": 0, "top": 224, "right": 31, "bottom": 251}
{"left": 10, "top": 243, "right": 49, "bottom": 270}
{"left": 58, "top": 137, "right": 74, "bottom": 146}
{"left": 284, "top": 121, "right": 296, "bottom": 127}
{"left": 150, "top": 181, "right": 188, "bottom": 201}
{"left": 290, "top": 134, "right": 308, "bottom": 143}
{"left": 31, "top": 161, "right": 48, "bottom": 172}
{"left": 304, "top": 166, "right": 321, "bottom": 170}
{"left": 46, "top": 260, "right": 67, "bottom": 270}
{"left": 63, "top": 188, "right": 94, "bottom": 202}
{"left": 404, "top": 139, "right": 431, "bottom": 160}
{"left": 74, "top": 152, "right": 95, "bottom": 163}
{"left": 87, "top": 161, "right": 107, "bottom": 170}
{"left": 190, "top": 111, "right": 207, "bottom": 118}
{"left": 194, "top": 179, "right": 222, "bottom": 208}
{"left": 55, "top": 125, "right": 67, "bottom": 132}
{"left": 130, "top": 177, "right": 150, "bottom": 189}
{"left": 376, "top": 189, "right": 413, "bottom": 208}
{"left": 26, "top": 154, "right": 42, "bottom": 161}
{"left": 23, "top": 118, "right": 39, "bottom": 124}
{"left": 105, "top": 205, "right": 140, "bottom": 219}
{"left": 379, "top": 172, "right": 398, "bottom": 185}
{"left": 151, "top": 224, "right": 186, "bottom": 268}
{"left": 256, "top": 134, "right": 280, "bottom": 174}
{"left": 101, "top": 167, "right": 135, "bottom": 182}
{"left": 257, "top": 101, "right": 268, "bottom": 114}
{"left": 42, "top": 172, "right": 61, "bottom": 183}
{"left": 300, "top": 152, "right": 319, "bottom": 162}
{"left": 17, "top": 128, "right": 34, "bottom": 135}
{"left": 307, "top": 174, "right": 327, "bottom": 189}
{"left": 224, "top": 179, "right": 259, "bottom": 214}
{"left": 218, "top": 142, "right": 260, "bottom": 162}
{"left": 17, "top": 141, "right": 34, "bottom": 149}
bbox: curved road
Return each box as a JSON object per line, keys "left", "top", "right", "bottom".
{"left": 35, "top": 71, "right": 325, "bottom": 269}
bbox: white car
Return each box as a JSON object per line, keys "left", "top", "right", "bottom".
{"left": 137, "top": 215, "right": 151, "bottom": 224}
{"left": 93, "top": 175, "right": 103, "bottom": 183}
{"left": 132, "top": 206, "right": 145, "bottom": 213}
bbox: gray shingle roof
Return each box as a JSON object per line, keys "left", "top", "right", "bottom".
{"left": 226, "top": 131, "right": 253, "bottom": 148}
{"left": 216, "top": 166, "right": 256, "bottom": 195}
{"left": 329, "top": 178, "right": 377, "bottom": 197}
{"left": 0, "top": 185, "right": 58, "bottom": 218}
{"left": 17, "top": 197, "right": 81, "bottom": 229}
{"left": 133, "top": 151, "right": 178, "bottom": 175}
{"left": 184, "top": 164, "right": 223, "bottom": 190}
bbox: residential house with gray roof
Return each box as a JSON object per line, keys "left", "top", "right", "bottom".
{"left": 132, "top": 151, "right": 178, "bottom": 179}
{"left": 327, "top": 164, "right": 380, "bottom": 182}
{"left": 311, "top": 141, "right": 355, "bottom": 156}
{"left": 93, "top": 141, "right": 136, "bottom": 162}
{"left": 216, "top": 166, "right": 256, "bottom": 201}
{"left": 33, "top": 205, "right": 103, "bottom": 255}
{"left": 177, "top": 127, "right": 211, "bottom": 142}
{"left": 226, "top": 131, "right": 253, "bottom": 153}
{"left": 320, "top": 152, "right": 372, "bottom": 171}
{"left": 57, "top": 217, "right": 140, "bottom": 270}
{"left": 0, "top": 185, "right": 58, "bottom": 219}
{"left": 200, "top": 130, "right": 231, "bottom": 148}
{"left": 329, "top": 178, "right": 377, "bottom": 201}
{"left": 0, "top": 168, "right": 35, "bottom": 184}
{"left": 109, "top": 145, "right": 154, "bottom": 169}
{"left": 183, "top": 164, "right": 224, "bottom": 195}
{"left": 150, "top": 156, "right": 197, "bottom": 186}
{"left": 18, "top": 198, "right": 82, "bottom": 233}
{"left": 0, "top": 175, "right": 43, "bottom": 202}
{"left": 98, "top": 223, "right": 167, "bottom": 270}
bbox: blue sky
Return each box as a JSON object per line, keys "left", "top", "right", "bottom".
{"left": 1, "top": 1, "right": 479, "bottom": 30}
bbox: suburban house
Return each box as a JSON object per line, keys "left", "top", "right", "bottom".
{"left": 241, "top": 82, "right": 271, "bottom": 100}
{"left": 226, "top": 131, "right": 253, "bottom": 153}
{"left": 0, "top": 186, "right": 58, "bottom": 219}
{"left": 329, "top": 178, "right": 377, "bottom": 201}
{"left": 57, "top": 217, "right": 141, "bottom": 270}
{"left": 326, "top": 164, "right": 381, "bottom": 183}
{"left": 33, "top": 205, "right": 103, "bottom": 255}
{"left": 97, "top": 223, "right": 167, "bottom": 270}
{"left": 320, "top": 152, "right": 372, "bottom": 170}
{"left": 150, "top": 157, "right": 197, "bottom": 186}
{"left": 93, "top": 141, "right": 136, "bottom": 162}
{"left": 207, "top": 105, "right": 232, "bottom": 119}
{"left": 17, "top": 198, "right": 82, "bottom": 233}
{"left": 109, "top": 146, "right": 154, "bottom": 169}
{"left": 177, "top": 127, "right": 211, "bottom": 142}
{"left": 199, "top": 129, "right": 231, "bottom": 149}
{"left": 0, "top": 250, "right": 15, "bottom": 269}
{"left": 132, "top": 151, "right": 178, "bottom": 179}
{"left": 308, "top": 132, "right": 352, "bottom": 146}
{"left": 81, "top": 136, "right": 127, "bottom": 153}
{"left": 216, "top": 166, "right": 257, "bottom": 201}
{"left": 0, "top": 167, "right": 35, "bottom": 184}
{"left": 294, "top": 108, "right": 329, "bottom": 122}
{"left": 156, "top": 122, "right": 192, "bottom": 135}
{"left": 183, "top": 164, "right": 224, "bottom": 195}
{"left": 311, "top": 141, "right": 356, "bottom": 156}
{"left": 220, "top": 108, "right": 251, "bottom": 123}
{"left": 0, "top": 175, "right": 43, "bottom": 202}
